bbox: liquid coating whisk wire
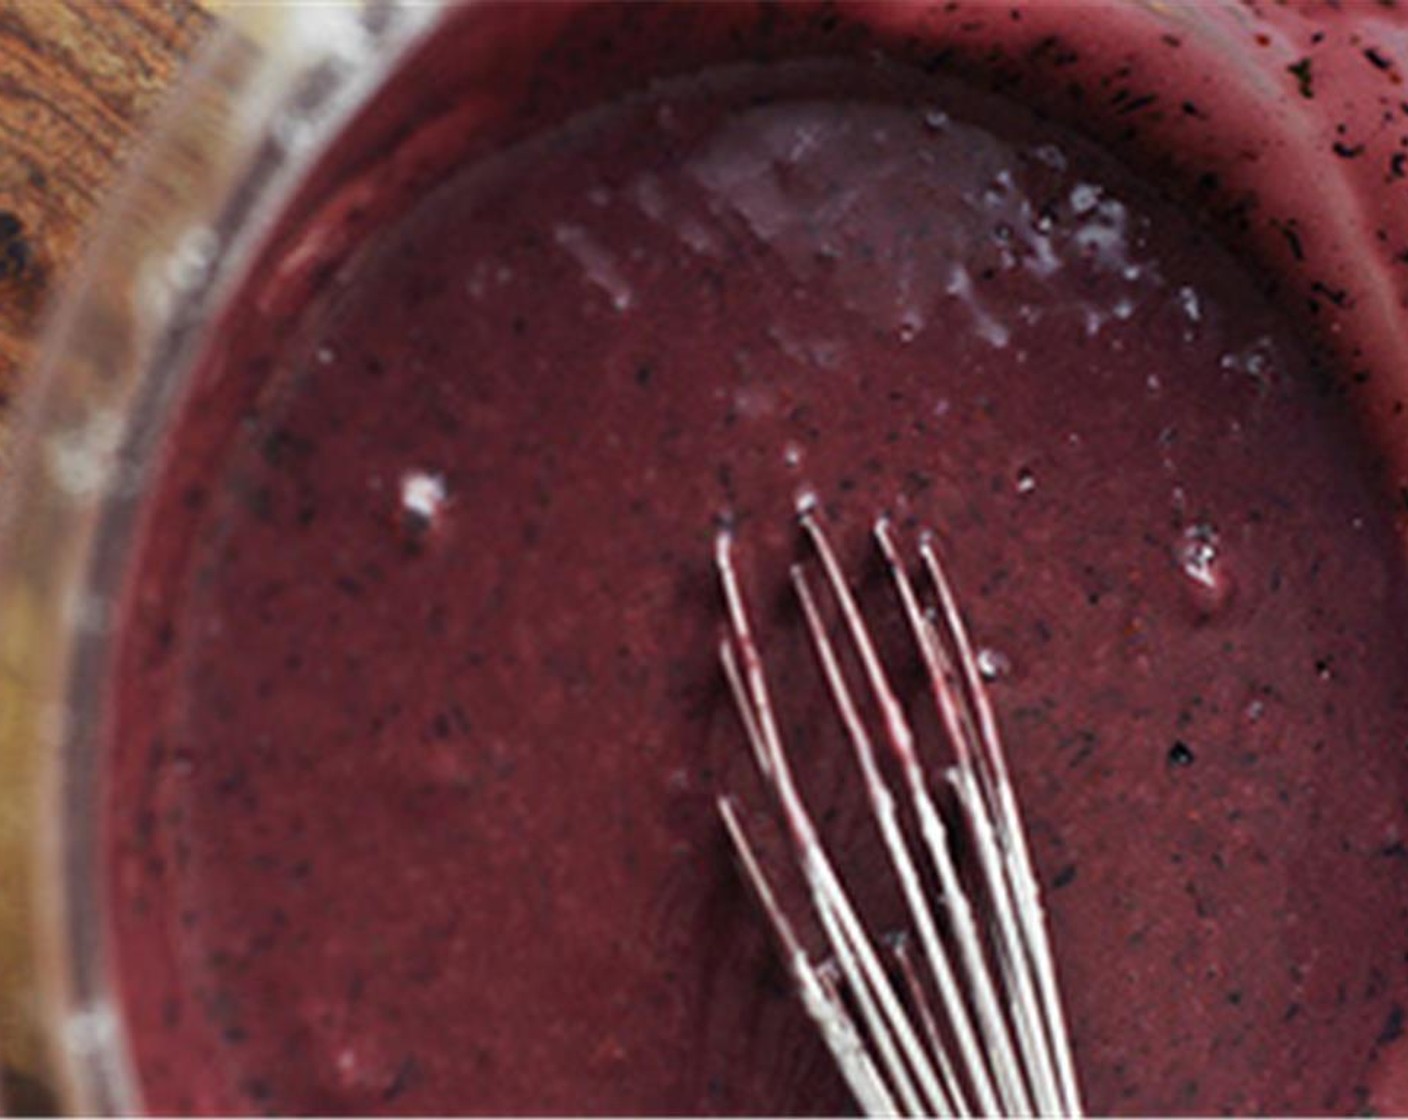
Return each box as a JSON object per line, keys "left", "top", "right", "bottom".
{"left": 715, "top": 498, "right": 1082, "bottom": 1118}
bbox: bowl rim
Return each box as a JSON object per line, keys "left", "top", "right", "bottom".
{"left": 0, "top": 3, "right": 443, "bottom": 1110}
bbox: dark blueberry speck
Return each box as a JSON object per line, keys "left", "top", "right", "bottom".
{"left": 1168, "top": 741, "right": 1196, "bottom": 768}
{"left": 1288, "top": 57, "right": 1316, "bottom": 99}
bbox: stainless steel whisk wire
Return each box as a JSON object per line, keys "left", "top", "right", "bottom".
{"left": 715, "top": 497, "right": 1082, "bottom": 1119}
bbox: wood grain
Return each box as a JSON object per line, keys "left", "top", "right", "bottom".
{"left": 0, "top": 2, "right": 212, "bottom": 1111}
{"left": 0, "top": 0, "right": 211, "bottom": 407}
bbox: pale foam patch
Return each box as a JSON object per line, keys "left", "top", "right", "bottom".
{"left": 685, "top": 99, "right": 1166, "bottom": 350}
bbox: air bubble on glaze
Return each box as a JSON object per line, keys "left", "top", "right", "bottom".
{"left": 984, "top": 169, "right": 1016, "bottom": 205}
{"left": 1178, "top": 286, "right": 1202, "bottom": 323}
{"left": 976, "top": 647, "right": 1010, "bottom": 681}
{"left": 1174, "top": 521, "right": 1236, "bottom": 615}
{"left": 783, "top": 441, "right": 805, "bottom": 469}
{"left": 400, "top": 470, "right": 447, "bottom": 526}
{"left": 897, "top": 311, "right": 925, "bottom": 344}
{"left": 1069, "top": 182, "right": 1101, "bottom": 214}
{"left": 1177, "top": 523, "right": 1219, "bottom": 589}
{"left": 1015, "top": 466, "right": 1037, "bottom": 495}
{"left": 1221, "top": 336, "right": 1277, "bottom": 396}
{"left": 554, "top": 224, "right": 635, "bottom": 312}
{"left": 1073, "top": 194, "right": 1140, "bottom": 276}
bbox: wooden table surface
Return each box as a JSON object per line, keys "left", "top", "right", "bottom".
{"left": 0, "top": 0, "right": 211, "bottom": 406}
{"left": 0, "top": 2, "right": 212, "bottom": 1110}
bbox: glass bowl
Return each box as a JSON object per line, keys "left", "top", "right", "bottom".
{"left": 0, "top": 0, "right": 1404, "bottom": 1112}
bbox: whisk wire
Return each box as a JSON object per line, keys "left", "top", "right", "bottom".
{"left": 796, "top": 514, "right": 1030, "bottom": 1117}
{"left": 891, "top": 934, "right": 969, "bottom": 1117}
{"left": 720, "top": 634, "right": 925, "bottom": 1114}
{"left": 717, "top": 795, "right": 900, "bottom": 1117}
{"left": 791, "top": 562, "right": 981, "bottom": 1118}
{"left": 917, "top": 536, "right": 1082, "bottom": 1116}
{"left": 716, "top": 507, "right": 1083, "bottom": 1119}
{"left": 880, "top": 516, "right": 1074, "bottom": 1115}
{"left": 716, "top": 533, "right": 949, "bottom": 1116}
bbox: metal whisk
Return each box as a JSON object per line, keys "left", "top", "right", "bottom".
{"left": 714, "top": 496, "right": 1082, "bottom": 1118}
